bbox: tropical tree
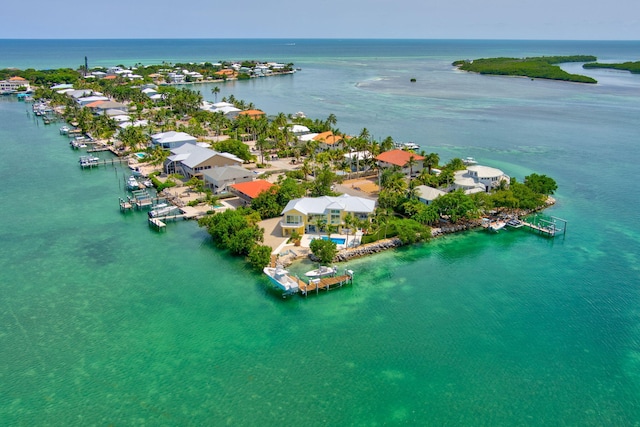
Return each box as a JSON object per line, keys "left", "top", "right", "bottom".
{"left": 211, "top": 86, "right": 220, "bottom": 103}
{"left": 309, "top": 238, "right": 337, "bottom": 265}
{"left": 524, "top": 173, "right": 557, "bottom": 195}
{"left": 422, "top": 152, "right": 440, "bottom": 174}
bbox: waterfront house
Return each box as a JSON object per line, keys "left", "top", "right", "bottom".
{"left": 164, "top": 144, "right": 243, "bottom": 179}
{"left": 0, "top": 76, "right": 30, "bottom": 93}
{"left": 229, "top": 179, "right": 275, "bottom": 205}
{"left": 76, "top": 95, "right": 110, "bottom": 106}
{"left": 280, "top": 194, "right": 376, "bottom": 237}
{"left": 202, "top": 165, "right": 254, "bottom": 194}
{"left": 452, "top": 165, "right": 509, "bottom": 193}
{"left": 151, "top": 131, "right": 197, "bottom": 149}
{"left": 237, "top": 109, "right": 266, "bottom": 120}
{"left": 375, "top": 149, "right": 425, "bottom": 177}
{"left": 415, "top": 185, "right": 447, "bottom": 205}
{"left": 314, "top": 131, "right": 344, "bottom": 152}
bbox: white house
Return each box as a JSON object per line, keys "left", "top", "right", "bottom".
{"left": 0, "top": 77, "right": 30, "bottom": 93}
{"left": 452, "top": 165, "right": 510, "bottom": 194}
{"left": 151, "top": 131, "right": 197, "bottom": 149}
{"left": 164, "top": 144, "right": 243, "bottom": 179}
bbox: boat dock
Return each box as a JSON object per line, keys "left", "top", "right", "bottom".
{"left": 299, "top": 270, "right": 354, "bottom": 296}
{"left": 148, "top": 217, "right": 166, "bottom": 231}
{"left": 504, "top": 215, "right": 567, "bottom": 237}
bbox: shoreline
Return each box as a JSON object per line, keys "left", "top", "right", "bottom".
{"left": 280, "top": 196, "right": 558, "bottom": 267}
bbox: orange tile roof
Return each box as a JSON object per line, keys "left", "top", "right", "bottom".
{"left": 375, "top": 149, "right": 425, "bottom": 167}
{"left": 215, "top": 69, "right": 236, "bottom": 76}
{"left": 9, "top": 76, "right": 27, "bottom": 81}
{"left": 85, "top": 100, "right": 107, "bottom": 108}
{"left": 313, "top": 131, "right": 342, "bottom": 145}
{"left": 237, "top": 109, "right": 266, "bottom": 119}
{"left": 103, "top": 75, "right": 117, "bottom": 80}
{"left": 229, "top": 179, "right": 274, "bottom": 199}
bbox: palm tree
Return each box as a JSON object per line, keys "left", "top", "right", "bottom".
{"left": 423, "top": 152, "right": 440, "bottom": 174}
{"left": 211, "top": 86, "right": 220, "bottom": 103}
{"left": 325, "top": 113, "right": 337, "bottom": 130}
{"left": 404, "top": 155, "right": 418, "bottom": 181}
{"left": 343, "top": 213, "right": 355, "bottom": 247}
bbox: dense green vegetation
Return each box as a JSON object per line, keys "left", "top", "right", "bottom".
{"left": 583, "top": 61, "right": 640, "bottom": 74}
{"left": 453, "top": 56, "right": 598, "bottom": 83}
{"left": 309, "top": 239, "right": 338, "bottom": 265}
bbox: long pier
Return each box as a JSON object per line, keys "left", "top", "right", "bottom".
{"left": 506, "top": 215, "right": 567, "bottom": 237}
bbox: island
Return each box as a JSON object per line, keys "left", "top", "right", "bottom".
{"left": 8, "top": 60, "right": 560, "bottom": 296}
{"left": 452, "top": 55, "right": 598, "bottom": 83}
{"left": 583, "top": 60, "right": 640, "bottom": 74}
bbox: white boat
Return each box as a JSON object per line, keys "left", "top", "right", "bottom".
{"left": 305, "top": 265, "right": 337, "bottom": 278}
{"left": 148, "top": 204, "right": 179, "bottom": 218}
{"left": 59, "top": 125, "right": 70, "bottom": 135}
{"left": 395, "top": 142, "right": 420, "bottom": 151}
{"left": 488, "top": 221, "right": 506, "bottom": 232}
{"left": 129, "top": 166, "right": 143, "bottom": 177}
{"left": 126, "top": 176, "right": 141, "bottom": 190}
{"left": 263, "top": 266, "right": 300, "bottom": 293}
{"left": 70, "top": 139, "right": 87, "bottom": 149}
{"left": 463, "top": 156, "right": 478, "bottom": 165}
{"left": 79, "top": 155, "right": 99, "bottom": 167}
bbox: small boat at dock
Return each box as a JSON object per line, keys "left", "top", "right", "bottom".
{"left": 263, "top": 265, "right": 301, "bottom": 294}
{"left": 79, "top": 155, "right": 100, "bottom": 168}
{"left": 305, "top": 265, "right": 337, "bottom": 278}
{"left": 126, "top": 176, "right": 141, "bottom": 190}
{"left": 148, "top": 203, "right": 179, "bottom": 218}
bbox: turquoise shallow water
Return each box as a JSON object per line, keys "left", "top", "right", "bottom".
{"left": 1, "top": 40, "right": 640, "bottom": 425}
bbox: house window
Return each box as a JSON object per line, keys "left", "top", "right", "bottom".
{"left": 330, "top": 209, "right": 341, "bottom": 224}
{"left": 285, "top": 215, "right": 301, "bottom": 225}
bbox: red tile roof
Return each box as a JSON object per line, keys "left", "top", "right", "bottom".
{"left": 229, "top": 179, "right": 274, "bottom": 199}
{"left": 375, "top": 149, "right": 425, "bottom": 167}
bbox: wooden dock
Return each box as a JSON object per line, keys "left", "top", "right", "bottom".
{"left": 148, "top": 217, "right": 166, "bottom": 231}
{"left": 299, "top": 270, "right": 354, "bottom": 296}
{"left": 119, "top": 197, "right": 133, "bottom": 212}
{"left": 520, "top": 216, "right": 567, "bottom": 237}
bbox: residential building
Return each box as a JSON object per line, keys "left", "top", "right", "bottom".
{"left": 414, "top": 185, "right": 447, "bottom": 205}
{"left": 375, "top": 149, "right": 425, "bottom": 177}
{"left": 280, "top": 194, "right": 376, "bottom": 237}
{"left": 164, "top": 144, "right": 243, "bottom": 179}
{"left": 202, "top": 165, "right": 254, "bottom": 194}
{"left": 0, "top": 76, "right": 30, "bottom": 93}
{"left": 151, "top": 131, "right": 197, "bottom": 149}
{"left": 313, "top": 131, "right": 344, "bottom": 152}
{"left": 229, "top": 179, "right": 275, "bottom": 205}
{"left": 452, "top": 165, "right": 510, "bottom": 193}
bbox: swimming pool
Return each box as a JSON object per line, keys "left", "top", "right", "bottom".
{"left": 321, "top": 236, "right": 346, "bottom": 245}
{"left": 134, "top": 152, "right": 146, "bottom": 159}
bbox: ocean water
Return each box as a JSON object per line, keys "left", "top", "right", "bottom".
{"left": 1, "top": 39, "right": 640, "bottom": 425}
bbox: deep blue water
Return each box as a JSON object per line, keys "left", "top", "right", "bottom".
{"left": 1, "top": 39, "right": 640, "bottom": 425}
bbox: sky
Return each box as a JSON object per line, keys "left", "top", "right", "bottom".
{"left": 2, "top": 0, "right": 638, "bottom": 40}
